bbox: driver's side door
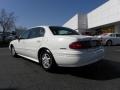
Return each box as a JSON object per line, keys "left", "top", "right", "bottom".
{"left": 16, "top": 30, "right": 30, "bottom": 55}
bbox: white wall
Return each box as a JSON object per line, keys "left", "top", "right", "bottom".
{"left": 63, "top": 14, "right": 78, "bottom": 30}
{"left": 88, "top": 0, "right": 120, "bottom": 29}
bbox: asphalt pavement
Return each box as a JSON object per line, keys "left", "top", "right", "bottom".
{"left": 0, "top": 46, "right": 120, "bottom": 90}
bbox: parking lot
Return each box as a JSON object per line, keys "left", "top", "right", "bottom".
{"left": 0, "top": 46, "right": 120, "bottom": 90}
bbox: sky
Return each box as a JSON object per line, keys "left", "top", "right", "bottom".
{"left": 0, "top": 0, "right": 107, "bottom": 28}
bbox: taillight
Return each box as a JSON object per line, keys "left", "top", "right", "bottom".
{"left": 69, "top": 41, "right": 85, "bottom": 49}
{"left": 69, "top": 40, "right": 101, "bottom": 49}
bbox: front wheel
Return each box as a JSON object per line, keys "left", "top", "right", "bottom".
{"left": 40, "top": 50, "right": 57, "bottom": 71}
{"left": 11, "top": 46, "right": 18, "bottom": 57}
{"left": 106, "top": 40, "right": 112, "bottom": 46}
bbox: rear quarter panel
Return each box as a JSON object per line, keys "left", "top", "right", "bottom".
{"left": 41, "top": 36, "right": 77, "bottom": 51}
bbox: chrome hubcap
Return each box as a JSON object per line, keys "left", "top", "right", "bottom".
{"left": 42, "top": 53, "right": 51, "bottom": 69}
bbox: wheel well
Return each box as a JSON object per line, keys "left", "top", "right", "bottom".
{"left": 37, "top": 47, "right": 57, "bottom": 67}
{"left": 38, "top": 47, "right": 51, "bottom": 60}
{"left": 10, "top": 44, "right": 14, "bottom": 49}
{"left": 107, "top": 40, "right": 112, "bottom": 43}
{"left": 106, "top": 40, "right": 112, "bottom": 45}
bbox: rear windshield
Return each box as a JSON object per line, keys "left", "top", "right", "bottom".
{"left": 49, "top": 26, "right": 79, "bottom": 35}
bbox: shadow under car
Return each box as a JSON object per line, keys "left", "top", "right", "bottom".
{"left": 52, "top": 59, "right": 120, "bottom": 81}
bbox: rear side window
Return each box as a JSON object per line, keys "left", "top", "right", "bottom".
{"left": 110, "top": 34, "right": 116, "bottom": 37}
{"left": 49, "top": 26, "right": 79, "bottom": 35}
{"left": 28, "top": 27, "right": 45, "bottom": 39}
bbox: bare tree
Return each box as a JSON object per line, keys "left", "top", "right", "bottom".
{"left": 0, "top": 9, "right": 16, "bottom": 41}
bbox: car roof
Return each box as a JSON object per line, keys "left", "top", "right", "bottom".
{"left": 28, "top": 26, "right": 48, "bottom": 29}
{"left": 101, "top": 33, "right": 120, "bottom": 35}
{"left": 106, "top": 33, "right": 120, "bottom": 34}
{"left": 28, "top": 26, "right": 67, "bottom": 29}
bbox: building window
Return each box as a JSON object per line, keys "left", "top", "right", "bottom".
{"left": 101, "top": 26, "right": 115, "bottom": 33}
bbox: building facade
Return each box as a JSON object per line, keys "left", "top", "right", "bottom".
{"left": 63, "top": 13, "right": 88, "bottom": 33}
{"left": 63, "top": 0, "right": 120, "bottom": 35}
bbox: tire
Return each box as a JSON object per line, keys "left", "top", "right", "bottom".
{"left": 39, "top": 50, "right": 57, "bottom": 71}
{"left": 106, "top": 40, "right": 112, "bottom": 46}
{"left": 11, "top": 46, "right": 18, "bottom": 57}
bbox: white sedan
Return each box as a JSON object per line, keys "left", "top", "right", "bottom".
{"left": 96, "top": 33, "right": 120, "bottom": 46}
{"left": 9, "top": 26, "right": 104, "bottom": 71}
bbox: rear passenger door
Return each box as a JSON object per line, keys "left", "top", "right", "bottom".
{"left": 25, "top": 27, "right": 45, "bottom": 61}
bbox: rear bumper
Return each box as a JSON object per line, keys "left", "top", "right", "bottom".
{"left": 53, "top": 47, "right": 104, "bottom": 67}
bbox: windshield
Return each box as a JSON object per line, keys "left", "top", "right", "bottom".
{"left": 99, "top": 33, "right": 111, "bottom": 36}
{"left": 49, "top": 26, "right": 79, "bottom": 35}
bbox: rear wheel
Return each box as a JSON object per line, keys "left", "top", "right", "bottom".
{"left": 39, "top": 50, "right": 57, "bottom": 71}
{"left": 11, "top": 46, "right": 17, "bottom": 57}
{"left": 106, "top": 40, "right": 112, "bottom": 46}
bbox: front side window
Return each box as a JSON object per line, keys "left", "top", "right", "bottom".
{"left": 29, "top": 27, "right": 45, "bottom": 39}
{"left": 116, "top": 34, "right": 120, "bottom": 37}
{"left": 110, "top": 34, "right": 116, "bottom": 37}
{"left": 49, "top": 26, "right": 79, "bottom": 35}
{"left": 20, "top": 30, "right": 30, "bottom": 39}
